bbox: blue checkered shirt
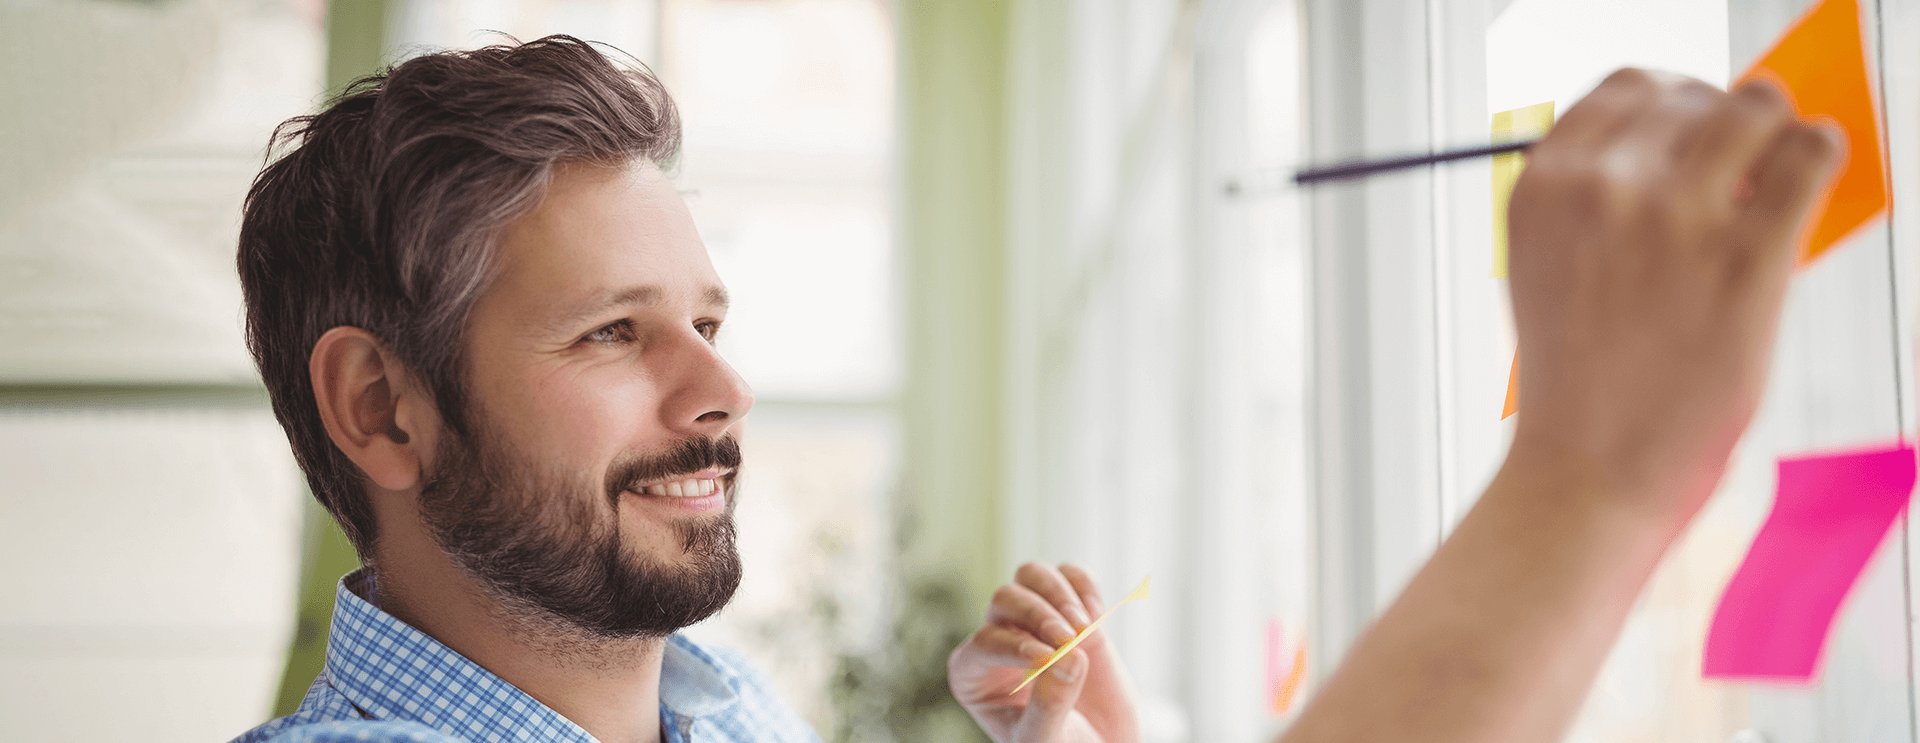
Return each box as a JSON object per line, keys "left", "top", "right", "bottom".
{"left": 231, "top": 570, "right": 821, "bottom": 743}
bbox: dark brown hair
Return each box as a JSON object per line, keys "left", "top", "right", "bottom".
{"left": 238, "top": 35, "right": 681, "bottom": 561}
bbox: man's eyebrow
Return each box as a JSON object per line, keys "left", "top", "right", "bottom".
{"left": 547, "top": 284, "right": 732, "bottom": 334}
{"left": 550, "top": 285, "right": 663, "bottom": 333}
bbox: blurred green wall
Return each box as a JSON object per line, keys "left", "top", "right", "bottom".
{"left": 896, "top": 0, "right": 1010, "bottom": 614}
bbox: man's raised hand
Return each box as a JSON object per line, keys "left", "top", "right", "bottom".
{"left": 1278, "top": 70, "right": 1845, "bottom": 743}
{"left": 1507, "top": 69, "right": 1844, "bottom": 522}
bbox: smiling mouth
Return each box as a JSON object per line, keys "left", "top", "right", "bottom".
{"left": 635, "top": 478, "right": 719, "bottom": 497}
{"left": 629, "top": 469, "right": 733, "bottom": 498}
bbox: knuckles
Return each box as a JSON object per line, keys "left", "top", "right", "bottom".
{"left": 1517, "top": 152, "right": 1724, "bottom": 256}
{"left": 1706, "top": 81, "right": 1793, "bottom": 141}
{"left": 1781, "top": 124, "right": 1841, "bottom": 162}
{"left": 1519, "top": 157, "right": 1639, "bottom": 224}
{"left": 1730, "top": 80, "right": 1792, "bottom": 122}
{"left": 1599, "top": 66, "right": 1658, "bottom": 93}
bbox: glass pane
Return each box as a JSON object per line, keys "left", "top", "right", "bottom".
{"left": 663, "top": 0, "right": 898, "bottom": 402}
{"left": 1244, "top": 1, "right": 1314, "bottom": 735}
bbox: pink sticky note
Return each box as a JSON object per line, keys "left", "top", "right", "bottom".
{"left": 1703, "top": 442, "right": 1916, "bottom": 681}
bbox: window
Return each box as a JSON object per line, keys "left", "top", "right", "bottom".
{"left": 0, "top": 3, "right": 323, "bottom": 740}
{"left": 1002, "top": 1, "right": 1312, "bottom": 739}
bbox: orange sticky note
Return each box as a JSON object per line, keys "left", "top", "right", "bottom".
{"left": 1502, "top": 350, "right": 1519, "bottom": 420}
{"left": 1740, "top": 0, "right": 1887, "bottom": 265}
{"left": 1266, "top": 619, "right": 1308, "bottom": 714}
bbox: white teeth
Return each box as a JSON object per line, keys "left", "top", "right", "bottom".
{"left": 638, "top": 478, "right": 721, "bottom": 497}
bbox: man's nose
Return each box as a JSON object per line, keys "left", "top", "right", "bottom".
{"left": 658, "top": 330, "right": 754, "bottom": 436}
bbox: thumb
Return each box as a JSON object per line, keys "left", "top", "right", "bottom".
{"left": 1011, "top": 650, "right": 1089, "bottom": 742}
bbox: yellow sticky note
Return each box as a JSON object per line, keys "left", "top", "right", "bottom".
{"left": 1491, "top": 101, "right": 1555, "bottom": 279}
{"left": 1010, "top": 576, "right": 1150, "bottom": 694}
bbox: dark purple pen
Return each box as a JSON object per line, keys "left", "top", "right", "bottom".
{"left": 1292, "top": 138, "right": 1540, "bottom": 185}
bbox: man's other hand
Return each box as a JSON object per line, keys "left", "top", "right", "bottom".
{"left": 948, "top": 563, "right": 1141, "bottom": 743}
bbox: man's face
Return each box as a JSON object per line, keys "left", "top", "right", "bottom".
{"left": 419, "top": 160, "right": 754, "bottom": 639}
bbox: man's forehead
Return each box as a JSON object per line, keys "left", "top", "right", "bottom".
{"left": 487, "top": 159, "right": 722, "bottom": 318}
{"left": 525, "top": 159, "right": 680, "bottom": 229}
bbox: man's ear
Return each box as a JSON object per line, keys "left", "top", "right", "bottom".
{"left": 310, "top": 327, "right": 431, "bottom": 492}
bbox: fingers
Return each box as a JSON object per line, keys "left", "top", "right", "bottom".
{"left": 988, "top": 583, "right": 1081, "bottom": 647}
{"left": 952, "top": 566, "right": 1128, "bottom": 743}
{"left": 988, "top": 561, "right": 1101, "bottom": 652}
{"left": 1739, "top": 121, "right": 1845, "bottom": 260}
{"left": 1674, "top": 78, "right": 1795, "bottom": 201}
{"left": 1569, "top": 72, "right": 1719, "bottom": 174}
{"left": 1016, "top": 562, "right": 1094, "bottom": 629}
{"left": 1011, "top": 650, "right": 1090, "bottom": 743}
{"left": 1616, "top": 77, "right": 1721, "bottom": 171}
{"left": 959, "top": 623, "right": 1057, "bottom": 670}
{"left": 1059, "top": 564, "right": 1106, "bottom": 617}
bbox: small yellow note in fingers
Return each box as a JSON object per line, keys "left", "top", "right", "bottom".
{"left": 1010, "top": 576, "right": 1150, "bottom": 694}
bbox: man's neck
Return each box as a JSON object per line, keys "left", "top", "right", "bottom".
{"left": 372, "top": 525, "right": 668, "bottom": 743}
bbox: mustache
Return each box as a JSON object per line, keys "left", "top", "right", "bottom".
{"left": 604, "top": 435, "right": 743, "bottom": 498}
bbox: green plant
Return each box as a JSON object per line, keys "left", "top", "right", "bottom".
{"left": 830, "top": 570, "right": 989, "bottom": 743}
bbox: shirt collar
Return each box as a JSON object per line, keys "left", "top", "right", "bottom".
{"left": 322, "top": 569, "right": 742, "bottom": 741}
{"left": 659, "top": 634, "right": 742, "bottom": 719}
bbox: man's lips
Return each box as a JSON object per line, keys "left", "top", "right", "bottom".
{"left": 627, "top": 468, "right": 734, "bottom": 498}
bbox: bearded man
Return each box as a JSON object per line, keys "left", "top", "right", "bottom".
{"left": 233, "top": 37, "right": 799, "bottom": 743}
{"left": 231, "top": 31, "right": 1841, "bottom": 743}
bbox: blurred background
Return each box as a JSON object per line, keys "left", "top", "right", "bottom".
{"left": 0, "top": 1, "right": 1917, "bottom": 742}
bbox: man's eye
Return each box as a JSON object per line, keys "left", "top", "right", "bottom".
{"left": 585, "top": 320, "right": 636, "bottom": 344}
{"left": 695, "top": 321, "right": 721, "bottom": 343}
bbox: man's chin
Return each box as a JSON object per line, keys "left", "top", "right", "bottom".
{"left": 500, "top": 531, "right": 741, "bottom": 641}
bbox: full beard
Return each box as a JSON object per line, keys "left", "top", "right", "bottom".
{"left": 415, "top": 420, "right": 744, "bottom": 643}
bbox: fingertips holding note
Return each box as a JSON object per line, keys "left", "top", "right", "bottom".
{"left": 1012, "top": 576, "right": 1149, "bottom": 694}
{"left": 948, "top": 564, "right": 1144, "bottom": 743}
